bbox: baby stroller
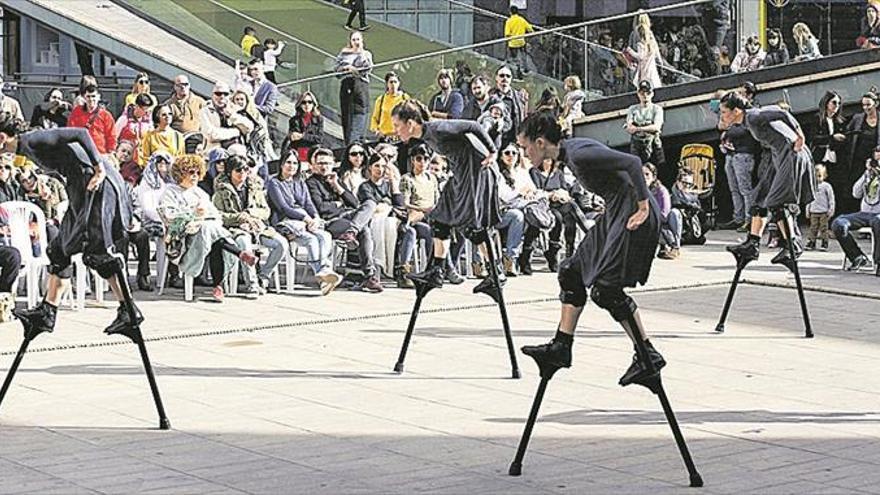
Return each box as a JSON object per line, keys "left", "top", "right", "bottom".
{"left": 677, "top": 143, "right": 717, "bottom": 231}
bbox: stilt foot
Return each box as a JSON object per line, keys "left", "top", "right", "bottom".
{"left": 631, "top": 370, "right": 663, "bottom": 394}
{"left": 393, "top": 362, "right": 404, "bottom": 373}
{"left": 714, "top": 323, "right": 725, "bottom": 333}
{"left": 508, "top": 462, "right": 522, "bottom": 476}
{"left": 690, "top": 472, "right": 704, "bottom": 488}
{"left": 805, "top": 330, "right": 814, "bottom": 339}
{"left": 159, "top": 417, "right": 171, "bottom": 430}
{"left": 473, "top": 276, "right": 504, "bottom": 304}
{"left": 511, "top": 369, "right": 521, "bottom": 379}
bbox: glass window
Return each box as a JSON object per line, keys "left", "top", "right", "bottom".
{"left": 387, "top": 13, "right": 417, "bottom": 32}
{"left": 33, "top": 23, "right": 60, "bottom": 67}
{"left": 451, "top": 13, "right": 474, "bottom": 45}
{"left": 418, "top": 13, "right": 450, "bottom": 43}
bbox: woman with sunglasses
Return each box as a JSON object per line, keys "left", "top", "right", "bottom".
{"left": 159, "top": 154, "right": 258, "bottom": 302}
{"left": 340, "top": 143, "right": 368, "bottom": 194}
{"left": 115, "top": 93, "right": 154, "bottom": 165}
{"left": 124, "top": 72, "right": 158, "bottom": 109}
{"left": 282, "top": 91, "right": 324, "bottom": 163}
{"left": 811, "top": 91, "right": 847, "bottom": 208}
{"left": 844, "top": 90, "right": 880, "bottom": 213}
{"left": 397, "top": 142, "right": 437, "bottom": 288}
{"left": 495, "top": 143, "right": 533, "bottom": 276}
{"left": 139, "top": 104, "right": 185, "bottom": 169}
{"left": 0, "top": 155, "right": 22, "bottom": 203}
{"left": 266, "top": 152, "right": 341, "bottom": 295}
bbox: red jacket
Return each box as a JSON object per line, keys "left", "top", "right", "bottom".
{"left": 67, "top": 105, "right": 117, "bottom": 154}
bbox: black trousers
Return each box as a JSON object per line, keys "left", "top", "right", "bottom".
{"left": 208, "top": 239, "right": 242, "bottom": 288}
{"left": 0, "top": 246, "right": 21, "bottom": 292}
{"left": 524, "top": 203, "right": 578, "bottom": 255}
{"left": 127, "top": 230, "right": 151, "bottom": 278}
{"left": 346, "top": 0, "right": 366, "bottom": 27}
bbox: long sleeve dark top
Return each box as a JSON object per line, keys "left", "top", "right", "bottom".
{"left": 357, "top": 180, "right": 403, "bottom": 207}
{"left": 429, "top": 90, "right": 465, "bottom": 120}
{"left": 306, "top": 174, "right": 359, "bottom": 220}
{"left": 724, "top": 122, "right": 759, "bottom": 155}
{"left": 559, "top": 137, "right": 651, "bottom": 202}
{"left": 266, "top": 175, "right": 318, "bottom": 224}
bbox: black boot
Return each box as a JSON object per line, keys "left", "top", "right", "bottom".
{"left": 521, "top": 331, "right": 572, "bottom": 369}
{"left": 726, "top": 235, "right": 760, "bottom": 263}
{"left": 105, "top": 303, "right": 145, "bottom": 338}
{"left": 518, "top": 248, "right": 533, "bottom": 275}
{"left": 619, "top": 340, "right": 666, "bottom": 387}
{"left": 13, "top": 302, "right": 57, "bottom": 340}
{"left": 545, "top": 242, "right": 560, "bottom": 272}
{"left": 137, "top": 274, "right": 152, "bottom": 291}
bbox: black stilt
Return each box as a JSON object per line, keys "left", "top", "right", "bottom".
{"left": 0, "top": 339, "right": 32, "bottom": 410}
{"left": 479, "top": 234, "right": 520, "bottom": 379}
{"left": 508, "top": 353, "right": 565, "bottom": 476}
{"left": 714, "top": 255, "right": 751, "bottom": 333}
{"left": 631, "top": 338, "right": 703, "bottom": 488}
{"left": 779, "top": 211, "right": 814, "bottom": 338}
{"left": 393, "top": 282, "right": 435, "bottom": 373}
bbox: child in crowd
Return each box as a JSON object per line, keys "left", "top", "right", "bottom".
{"left": 805, "top": 164, "right": 835, "bottom": 251}
{"left": 261, "top": 38, "right": 286, "bottom": 83}
{"left": 240, "top": 27, "right": 260, "bottom": 58}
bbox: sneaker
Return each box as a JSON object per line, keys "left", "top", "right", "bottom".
{"left": 408, "top": 265, "right": 444, "bottom": 289}
{"left": 238, "top": 251, "right": 258, "bottom": 267}
{"left": 657, "top": 247, "right": 671, "bottom": 259}
{"left": 805, "top": 240, "right": 816, "bottom": 251}
{"left": 669, "top": 248, "right": 681, "bottom": 259}
{"left": 137, "top": 274, "right": 152, "bottom": 291}
{"left": 726, "top": 240, "right": 759, "bottom": 263}
{"left": 848, "top": 255, "right": 870, "bottom": 271}
{"left": 211, "top": 285, "right": 225, "bottom": 302}
{"left": 316, "top": 268, "right": 342, "bottom": 295}
{"left": 361, "top": 275, "right": 384, "bottom": 293}
{"left": 736, "top": 222, "right": 750, "bottom": 233}
{"left": 502, "top": 255, "right": 518, "bottom": 277}
{"left": 243, "top": 284, "right": 260, "bottom": 300}
{"left": 338, "top": 231, "right": 360, "bottom": 251}
{"left": 343, "top": 24, "right": 354, "bottom": 31}
{"left": 618, "top": 343, "right": 666, "bottom": 387}
{"left": 13, "top": 302, "right": 57, "bottom": 338}
{"left": 521, "top": 338, "right": 572, "bottom": 369}
{"left": 471, "top": 261, "right": 485, "bottom": 279}
{"left": 105, "top": 304, "right": 144, "bottom": 336}
{"left": 359, "top": 24, "right": 372, "bottom": 31}
{"left": 820, "top": 239, "right": 829, "bottom": 251}
{"left": 444, "top": 267, "right": 465, "bottom": 285}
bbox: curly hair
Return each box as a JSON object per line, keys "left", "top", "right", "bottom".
{"left": 0, "top": 112, "right": 28, "bottom": 138}
{"left": 170, "top": 153, "right": 207, "bottom": 184}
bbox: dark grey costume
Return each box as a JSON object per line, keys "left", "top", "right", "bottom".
{"left": 557, "top": 138, "right": 660, "bottom": 291}
{"left": 422, "top": 119, "right": 501, "bottom": 234}
{"left": 16, "top": 128, "right": 131, "bottom": 278}
{"left": 745, "top": 106, "right": 817, "bottom": 212}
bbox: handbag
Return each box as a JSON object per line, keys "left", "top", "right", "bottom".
{"left": 523, "top": 198, "right": 556, "bottom": 230}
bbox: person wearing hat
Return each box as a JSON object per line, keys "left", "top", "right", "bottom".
{"left": 199, "top": 147, "right": 229, "bottom": 196}
{"left": 198, "top": 81, "right": 254, "bottom": 151}
{"left": 625, "top": 80, "right": 667, "bottom": 182}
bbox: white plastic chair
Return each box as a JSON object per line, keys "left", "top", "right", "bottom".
{"left": 842, "top": 226, "right": 876, "bottom": 270}
{"left": 2, "top": 201, "right": 49, "bottom": 308}
{"left": 155, "top": 241, "right": 194, "bottom": 301}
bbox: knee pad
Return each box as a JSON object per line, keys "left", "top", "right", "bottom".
{"left": 771, "top": 207, "right": 787, "bottom": 221}
{"left": 557, "top": 258, "right": 587, "bottom": 307}
{"left": 750, "top": 206, "right": 768, "bottom": 218}
{"left": 590, "top": 285, "right": 637, "bottom": 322}
{"left": 432, "top": 222, "right": 451, "bottom": 240}
{"left": 47, "top": 243, "right": 73, "bottom": 279}
{"left": 85, "top": 253, "right": 124, "bottom": 280}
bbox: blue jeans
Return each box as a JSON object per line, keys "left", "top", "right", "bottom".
{"left": 725, "top": 152, "right": 754, "bottom": 223}
{"left": 497, "top": 208, "right": 525, "bottom": 258}
{"left": 831, "top": 211, "right": 880, "bottom": 264}
{"left": 660, "top": 208, "right": 683, "bottom": 249}
{"left": 258, "top": 234, "right": 286, "bottom": 280}
{"left": 292, "top": 229, "right": 334, "bottom": 274}
{"left": 398, "top": 221, "right": 432, "bottom": 265}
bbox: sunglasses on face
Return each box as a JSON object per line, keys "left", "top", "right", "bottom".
{"left": 1, "top": 165, "right": 12, "bottom": 171}
{"left": 380, "top": 152, "right": 396, "bottom": 160}
{"left": 349, "top": 150, "right": 365, "bottom": 156}
{"left": 301, "top": 100, "right": 315, "bottom": 105}
{"left": 214, "top": 91, "right": 230, "bottom": 97}
{"left": 138, "top": 79, "right": 150, "bottom": 84}
{"left": 175, "top": 82, "right": 190, "bottom": 87}
{"left": 502, "top": 149, "right": 518, "bottom": 156}
{"left": 232, "top": 167, "right": 249, "bottom": 173}
{"left": 184, "top": 168, "right": 200, "bottom": 175}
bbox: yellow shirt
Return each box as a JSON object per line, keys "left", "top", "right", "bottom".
{"left": 370, "top": 91, "right": 409, "bottom": 137}
{"left": 139, "top": 128, "right": 185, "bottom": 167}
{"left": 504, "top": 15, "right": 533, "bottom": 49}
{"left": 241, "top": 34, "right": 259, "bottom": 57}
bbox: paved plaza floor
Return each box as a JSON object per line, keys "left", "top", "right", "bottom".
{"left": 1, "top": 231, "right": 879, "bottom": 494}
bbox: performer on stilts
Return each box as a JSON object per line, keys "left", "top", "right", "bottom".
{"left": 508, "top": 111, "right": 702, "bottom": 486}
{"left": 390, "top": 100, "right": 519, "bottom": 378}
{"left": 0, "top": 113, "right": 169, "bottom": 428}
{"left": 716, "top": 92, "right": 816, "bottom": 336}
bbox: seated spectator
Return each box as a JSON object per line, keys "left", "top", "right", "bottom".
{"left": 67, "top": 83, "right": 116, "bottom": 155}
{"left": 131, "top": 152, "right": 174, "bottom": 290}
{"left": 793, "top": 23, "right": 822, "bottom": 61}
{"left": 370, "top": 72, "right": 408, "bottom": 141}
{"left": 357, "top": 152, "right": 404, "bottom": 280}
{"left": 140, "top": 104, "right": 185, "bottom": 168}
{"left": 200, "top": 148, "right": 229, "bottom": 197}
{"left": 763, "top": 29, "right": 790, "bottom": 67}
{"left": 115, "top": 94, "right": 154, "bottom": 164}
{"left": 212, "top": 155, "right": 286, "bottom": 296}
{"left": 159, "top": 154, "right": 258, "bottom": 302}
{"left": 858, "top": 4, "right": 880, "bottom": 49}
{"left": 115, "top": 140, "right": 141, "bottom": 186}
{"left": 200, "top": 81, "right": 254, "bottom": 151}
{"left": 282, "top": 91, "right": 324, "bottom": 162}
{"left": 644, "top": 163, "right": 681, "bottom": 259}
{"left": 0, "top": 156, "right": 22, "bottom": 203}
{"left": 832, "top": 155, "right": 880, "bottom": 275}
{"left": 124, "top": 72, "right": 158, "bottom": 108}
{"left": 430, "top": 154, "right": 450, "bottom": 190}
{"left": 18, "top": 164, "right": 67, "bottom": 229}
{"left": 164, "top": 74, "right": 205, "bottom": 135}
{"left": 0, "top": 75, "right": 23, "bottom": 121}
{"left": 267, "top": 151, "right": 341, "bottom": 295}
{"left": 29, "top": 88, "right": 70, "bottom": 130}
{"left": 0, "top": 205, "right": 21, "bottom": 296}
{"left": 397, "top": 142, "right": 437, "bottom": 288}
{"left": 305, "top": 147, "right": 381, "bottom": 292}
{"left": 730, "top": 34, "right": 765, "bottom": 73}
{"left": 340, "top": 142, "right": 368, "bottom": 193}
{"left": 495, "top": 143, "right": 531, "bottom": 276}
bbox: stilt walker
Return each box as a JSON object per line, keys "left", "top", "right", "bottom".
{"left": 509, "top": 111, "right": 702, "bottom": 486}
{"left": 716, "top": 92, "right": 816, "bottom": 338}
{"left": 0, "top": 116, "right": 170, "bottom": 429}
{"left": 389, "top": 100, "right": 519, "bottom": 378}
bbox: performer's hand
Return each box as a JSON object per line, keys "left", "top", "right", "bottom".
{"left": 626, "top": 201, "right": 649, "bottom": 231}
{"left": 793, "top": 134, "right": 805, "bottom": 153}
{"left": 481, "top": 152, "right": 496, "bottom": 167}
{"left": 86, "top": 163, "right": 106, "bottom": 192}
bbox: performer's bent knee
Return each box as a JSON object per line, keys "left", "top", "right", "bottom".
{"left": 557, "top": 258, "right": 587, "bottom": 306}
{"left": 432, "top": 222, "right": 452, "bottom": 240}
{"left": 47, "top": 244, "right": 73, "bottom": 279}
{"left": 589, "top": 285, "right": 637, "bottom": 321}
{"left": 85, "top": 253, "right": 124, "bottom": 279}
{"left": 750, "top": 206, "right": 768, "bottom": 217}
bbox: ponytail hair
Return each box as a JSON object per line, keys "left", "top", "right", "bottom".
{"left": 391, "top": 99, "right": 430, "bottom": 125}
{"left": 720, "top": 91, "right": 750, "bottom": 111}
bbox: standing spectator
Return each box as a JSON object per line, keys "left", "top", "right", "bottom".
{"left": 462, "top": 75, "right": 502, "bottom": 122}
{"left": 282, "top": 91, "right": 324, "bottom": 162}
{"left": 843, "top": 90, "right": 880, "bottom": 213}
{"left": 792, "top": 23, "right": 822, "bottom": 61}
{"left": 504, "top": 6, "right": 534, "bottom": 79}
{"left": 29, "top": 88, "right": 70, "bottom": 130}
{"left": 231, "top": 90, "right": 275, "bottom": 180}
{"left": 240, "top": 27, "right": 260, "bottom": 58}
{"left": 0, "top": 205, "right": 21, "bottom": 295}
{"left": 247, "top": 60, "right": 279, "bottom": 119}
{"left": 261, "top": 38, "right": 286, "bottom": 83}
{"left": 625, "top": 20, "right": 663, "bottom": 90}
{"left": 805, "top": 164, "right": 835, "bottom": 251}
{"left": 625, "top": 80, "right": 666, "bottom": 180}
{"left": 199, "top": 81, "right": 254, "bottom": 151}
{"left": 336, "top": 31, "right": 373, "bottom": 145}
{"left": 763, "top": 29, "right": 790, "bottom": 67}
{"left": 140, "top": 104, "right": 185, "bottom": 168}
{"left": 0, "top": 75, "right": 23, "bottom": 121}
{"left": 164, "top": 75, "right": 206, "bottom": 135}
{"left": 344, "top": 0, "right": 370, "bottom": 31}
{"left": 115, "top": 93, "right": 154, "bottom": 164}
{"left": 266, "top": 151, "right": 341, "bottom": 295}
{"left": 305, "top": 147, "right": 381, "bottom": 292}
{"left": 719, "top": 119, "right": 758, "bottom": 231}
{"left": 339, "top": 142, "right": 368, "bottom": 194}
{"left": 397, "top": 142, "right": 437, "bottom": 288}
{"left": 812, "top": 91, "right": 847, "bottom": 191}
{"left": 429, "top": 69, "right": 464, "bottom": 120}
{"left": 490, "top": 66, "right": 528, "bottom": 148}
{"left": 730, "top": 34, "right": 765, "bottom": 73}
{"left": 67, "top": 83, "right": 116, "bottom": 154}
{"left": 131, "top": 152, "right": 174, "bottom": 290}
{"left": 212, "top": 155, "right": 286, "bottom": 295}
{"left": 124, "top": 72, "right": 158, "bottom": 108}
{"left": 831, "top": 152, "right": 880, "bottom": 275}
{"left": 370, "top": 72, "right": 408, "bottom": 140}
{"left": 858, "top": 4, "right": 880, "bottom": 49}
{"left": 644, "top": 163, "right": 680, "bottom": 260}
{"left": 560, "top": 75, "right": 586, "bottom": 136}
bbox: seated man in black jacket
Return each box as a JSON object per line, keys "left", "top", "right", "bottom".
{"left": 306, "top": 147, "right": 382, "bottom": 292}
